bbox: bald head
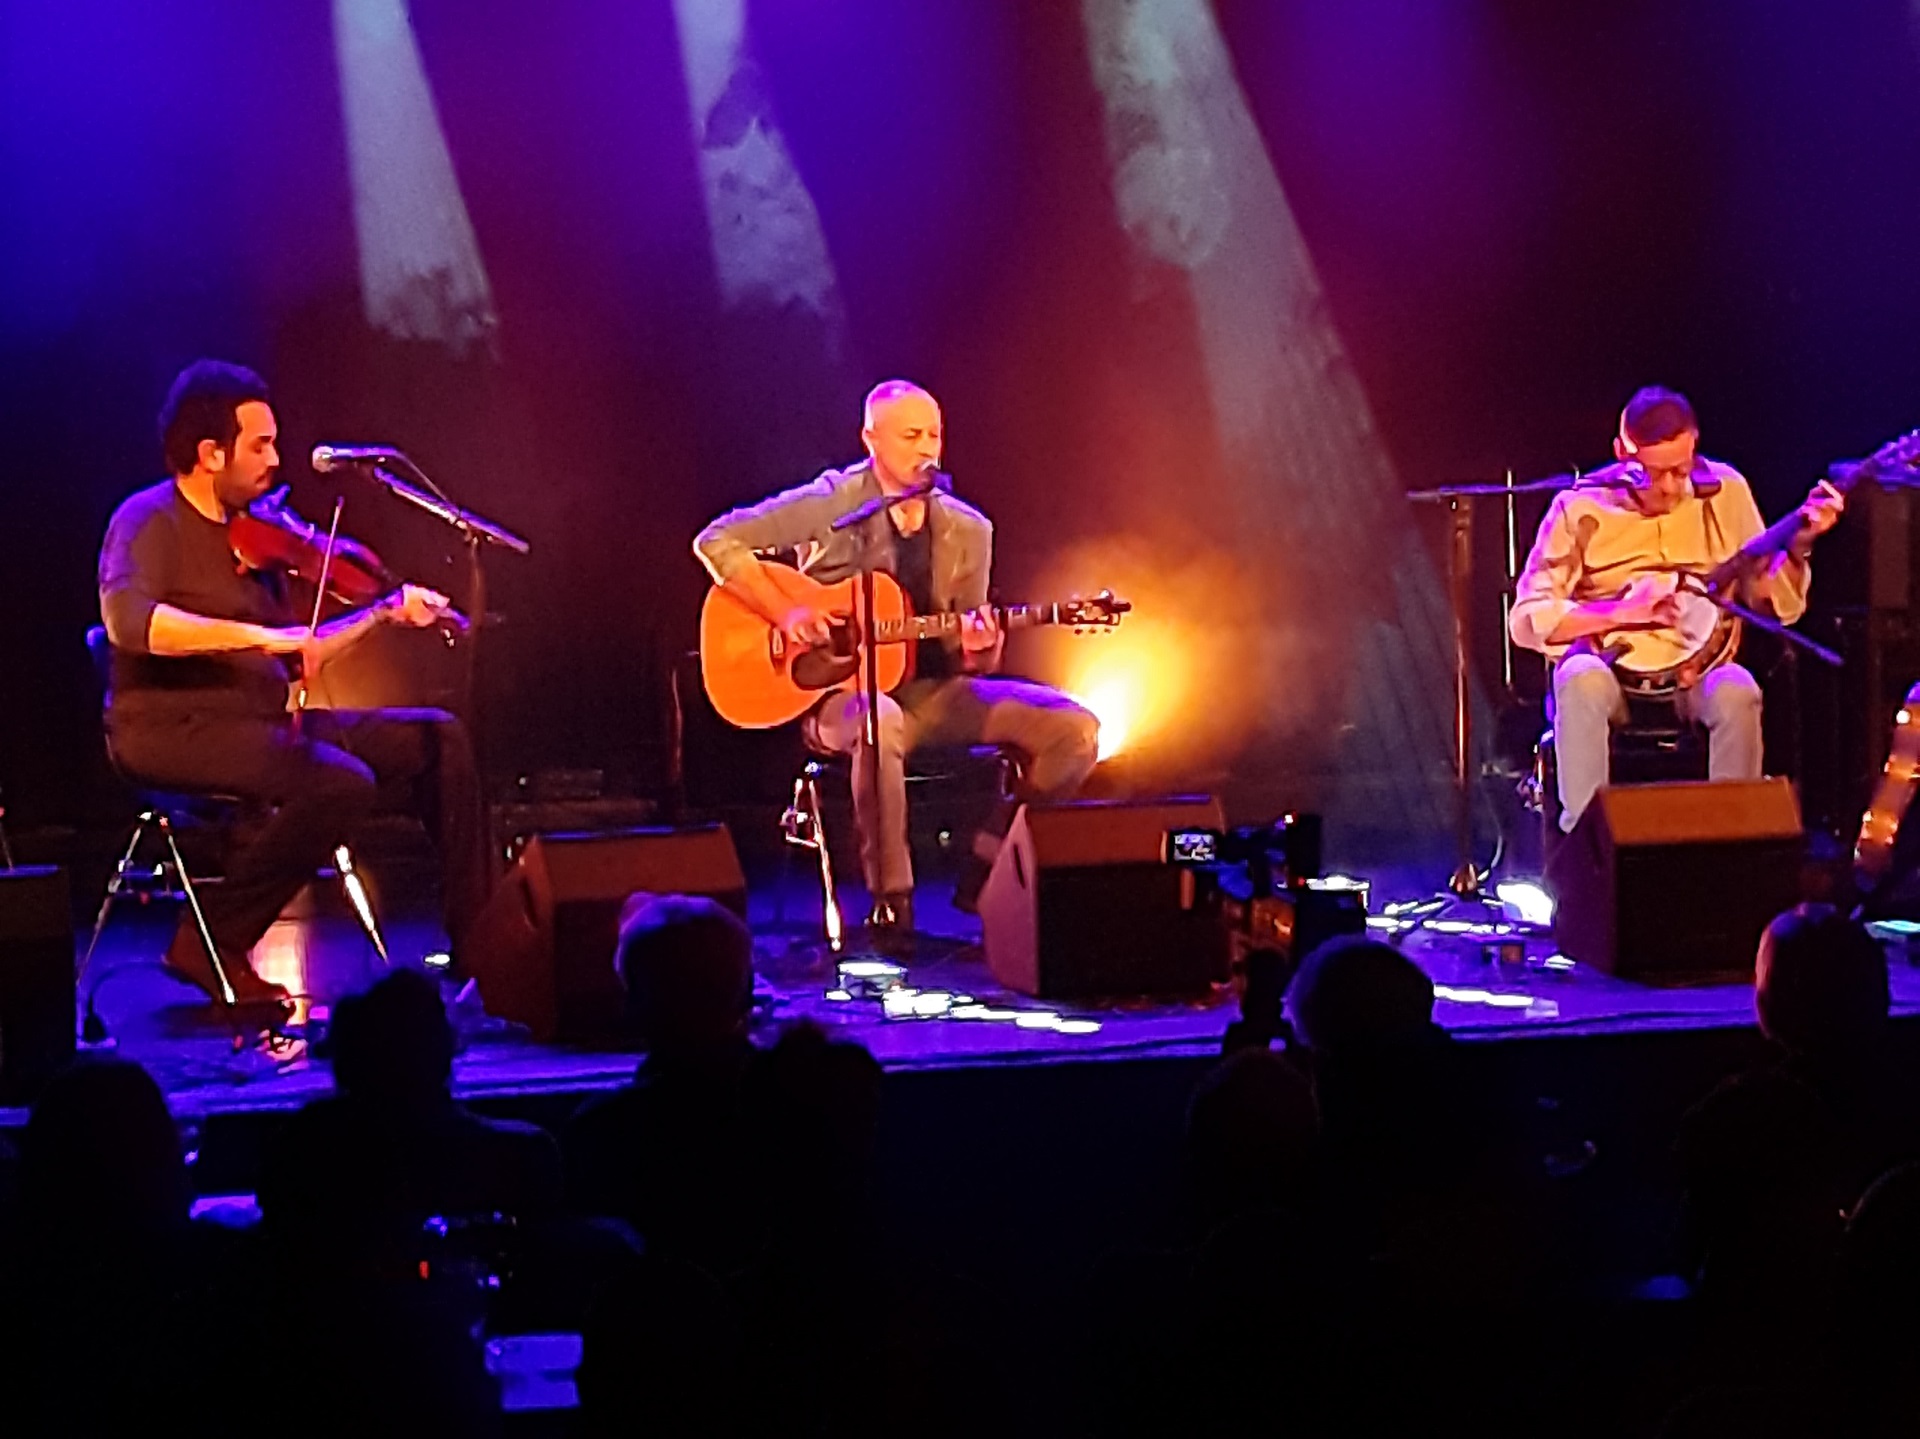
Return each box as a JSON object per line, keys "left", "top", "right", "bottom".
{"left": 861, "top": 379, "right": 943, "bottom": 490}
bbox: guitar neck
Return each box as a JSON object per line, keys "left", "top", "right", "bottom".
{"left": 872, "top": 604, "right": 1060, "bottom": 644}
{"left": 1729, "top": 462, "right": 1868, "bottom": 573}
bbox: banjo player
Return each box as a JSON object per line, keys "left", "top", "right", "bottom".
{"left": 1510, "top": 386, "right": 1845, "bottom": 832}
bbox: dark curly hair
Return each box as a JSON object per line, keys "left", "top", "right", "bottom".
{"left": 157, "top": 359, "right": 270, "bottom": 475}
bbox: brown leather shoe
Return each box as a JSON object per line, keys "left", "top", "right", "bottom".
{"left": 163, "top": 921, "right": 290, "bottom": 1009}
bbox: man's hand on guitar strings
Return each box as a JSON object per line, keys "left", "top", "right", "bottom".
{"left": 959, "top": 607, "right": 1001, "bottom": 653}
{"left": 779, "top": 603, "right": 837, "bottom": 649}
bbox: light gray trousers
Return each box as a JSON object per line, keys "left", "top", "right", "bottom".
{"left": 1551, "top": 654, "right": 1763, "bottom": 831}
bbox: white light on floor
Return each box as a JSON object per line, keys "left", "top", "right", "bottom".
{"left": 1495, "top": 880, "right": 1555, "bottom": 926}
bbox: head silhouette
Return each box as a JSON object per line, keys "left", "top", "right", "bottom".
{"left": 328, "top": 968, "right": 456, "bottom": 1106}
{"left": 614, "top": 893, "right": 753, "bottom": 1053}
{"left": 21, "top": 1058, "right": 188, "bottom": 1236}
{"left": 1754, "top": 903, "right": 1888, "bottom": 1059}
{"left": 1286, "top": 936, "right": 1437, "bottom": 1058}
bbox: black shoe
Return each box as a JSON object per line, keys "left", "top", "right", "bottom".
{"left": 864, "top": 892, "right": 916, "bottom": 956}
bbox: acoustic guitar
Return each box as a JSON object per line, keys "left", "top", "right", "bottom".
{"left": 700, "top": 562, "right": 1128, "bottom": 729}
{"left": 1598, "top": 429, "right": 1920, "bottom": 698}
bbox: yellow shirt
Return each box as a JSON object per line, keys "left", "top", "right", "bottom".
{"left": 1509, "top": 459, "right": 1811, "bottom": 658}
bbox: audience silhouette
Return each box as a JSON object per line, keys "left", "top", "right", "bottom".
{"left": 1676, "top": 904, "right": 1912, "bottom": 1393}
{"left": 564, "top": 893, "right": 760, "bottom": 1273}
{"left": 12, "top": 893, "right": 1920, "bottom": 1436}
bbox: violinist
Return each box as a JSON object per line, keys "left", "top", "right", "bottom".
{"left": 97, "top": 359, "right": 492, "bottom": 1007}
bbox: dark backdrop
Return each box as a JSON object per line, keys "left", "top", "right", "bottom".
{"left": 5, "top": 0, "right": 1919, "bottom": 861}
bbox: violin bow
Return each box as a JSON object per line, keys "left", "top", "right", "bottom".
{"left": 292, "top": 497, "right": 347, "bottom": 727}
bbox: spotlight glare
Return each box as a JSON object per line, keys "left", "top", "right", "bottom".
{"left": 1495, "top": 880, "right": 1555, "bottom": 926}
{"left": 1075, "top": 679, "right": 1137, "bottom": 761}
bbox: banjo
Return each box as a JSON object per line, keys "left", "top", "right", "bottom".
{"left": 1592, "top": 431, "right": 1920, "bottom": 698}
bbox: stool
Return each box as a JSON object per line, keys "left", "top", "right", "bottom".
{"left": 778, "top": 745, "right": 1016, "bottom": 948}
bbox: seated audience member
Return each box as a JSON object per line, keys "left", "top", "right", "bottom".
{"left": 1183, "top": 1045, "right": 1319, "bottom": 1235}
{"left": 1087, "top": 1048, "right": 1330, "bottom": 1439}
{"left": 1676, "top": 904, "right": 1906, "bottom": 1379}
{"left": 1833, "top": 1161, "right": 1920, "bottom": 1436}
{"left": 733, "top": 1022, "right": 986, "bottom": 1435}
{"left": 563, "top": 893, "right": 759, "bottom": 1269}
{"left": 0, "top": 1059, "right": 203, "bottom": 1428}
{"left": 1285, "top": 936, "right": 1465, "bottom": 1210}
{"left": 260, "top": 967, "right": 561, "bottom": 1254}
{"left": 1284, "top": 937, "right": 1543, "bottom": 1434}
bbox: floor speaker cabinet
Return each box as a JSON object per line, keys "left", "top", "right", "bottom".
{"left": 463, "top": 825, "right": 747, "bottom": 1046}
{"left": 0, "top": 866, "right": 74, "bottom": 1103}
{"left": 1545, "top": 779, "right": 1803, "bottom": 985}
{"left": 980, "top": 795, "right": 1227, "bottom": 1000}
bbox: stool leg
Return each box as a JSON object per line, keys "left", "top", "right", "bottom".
{"left": 777, "top": 774, "right": 806, "bottom": 933}
{"left": 77, "top": 813, "right": 151, "bottom": 994}
{"left": 333, "top": 844, "right": 390, "bottom": 966}
{"left": 807, "top": 771, "right": 844, "bottom": 952}
{"left": 162, "top": 815, "right": 238, "bottom": 1008}
{"left": 782, "top": 764, "right": 844, "bottom": 951}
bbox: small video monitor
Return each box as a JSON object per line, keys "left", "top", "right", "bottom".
{"left": 1163, "top": 827, "right": 1220, "bottom": 865}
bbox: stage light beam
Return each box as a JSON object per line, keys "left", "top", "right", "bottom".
{"left": 1081, "top": 0, "right": 1475, "bottom": 845}
{"left": 333, "top": 0, "right": 498, "bottom": 355}
{"left": 670, "top": 0, "right": 846, "bottom": 347}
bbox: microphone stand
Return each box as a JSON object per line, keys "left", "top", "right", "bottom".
{"left": 829, "top": 473, "right": 942, "bottom": 946}
{"left": 356, "top": 456, "right": 530, "bottom": 748}
{"left": 1402, "top": 473, "right": 1572, "bottom": 932}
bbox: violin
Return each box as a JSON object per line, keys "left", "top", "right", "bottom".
{"left": 229, "top": 486, "right": 396, "bottom": 606}
{"left": 229, "top": 487, "right": 466, "bottom": 631}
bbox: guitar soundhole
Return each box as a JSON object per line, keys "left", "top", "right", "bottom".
{"left": 789, "top": 620, "right": 860, "bottom": 692}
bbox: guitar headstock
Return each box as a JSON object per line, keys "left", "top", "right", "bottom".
{"left": 1840, "top": 429, "right": 1920, "bottom": 491}
{"left": 1060, "top": 591, "right": 1130, "bottom": 630}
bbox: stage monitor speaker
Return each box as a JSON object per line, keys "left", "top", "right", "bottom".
{"left": 0, "top": 866, "right": 74, "bottom": 1103}
{"left": 463, "top": 826, "right": 747, "bottom": 1045}
{"left": 1545, "top": 779, "right": 1802, "bottom": 984}
{"left": 980, "top": 796, "right": 1227, "bottom": 1000}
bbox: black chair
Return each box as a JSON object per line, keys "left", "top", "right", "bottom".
{"left": 78, "top": 626, "right": 388, "bottom": 1014}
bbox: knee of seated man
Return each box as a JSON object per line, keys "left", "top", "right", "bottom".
{"left": 1701, "top": 667, "right": 1763, "bottom": 719}
{"left": 1554, "top": 660, "right": 1618, "bottom": 713}
{"left": 308, "top": 755, "right": 381, "bottom": 814}
{"left": 1063, "top": 703, "right": 1101, "bottom": 759}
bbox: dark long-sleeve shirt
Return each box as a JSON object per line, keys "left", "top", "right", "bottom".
{"left": 97, "top": 479, "right": 295, "bottom": 721}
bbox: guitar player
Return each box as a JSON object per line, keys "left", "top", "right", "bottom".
{"left": 694, "top": 379, "right": 1101, "bottom": 945}
{"left": 1510, "top": 386, "right": 1845, "bottom": 832}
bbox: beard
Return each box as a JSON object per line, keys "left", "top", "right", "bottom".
{"left": 214, "top": 469, "right": 269, "bottom": 512}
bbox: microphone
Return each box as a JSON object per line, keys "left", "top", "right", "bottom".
{"left": 311, "top": 444, "right": 405, "bottom": 473}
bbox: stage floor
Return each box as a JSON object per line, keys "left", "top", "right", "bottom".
{"left": 48, "top": 863, "right": 1920, "bottom": 1126}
